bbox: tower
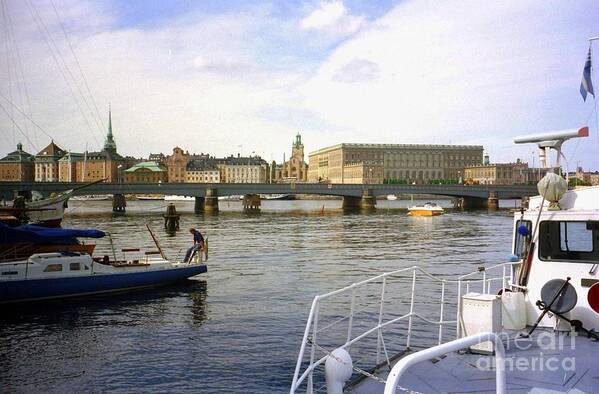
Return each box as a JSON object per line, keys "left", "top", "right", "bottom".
{"left": 292, "top": 133, "right": 304, "bottom": 160}
{"left": 103, "top": 105, "right": 117, "bottom": 154}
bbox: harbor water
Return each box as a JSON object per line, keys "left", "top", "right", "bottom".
{"left": 1, "top": 199, "right": 517, "bottom": 393}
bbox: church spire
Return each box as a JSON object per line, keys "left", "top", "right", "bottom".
{"left": 103, "top": 104, "right": 117, "bottom": 154}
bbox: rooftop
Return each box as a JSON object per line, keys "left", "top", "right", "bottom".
{"left": 124, "top": 161, "right": 166, "bottom": 172}
{"left": 309, "top": 143, "right": 484, "bottom": 156}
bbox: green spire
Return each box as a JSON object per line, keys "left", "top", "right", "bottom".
{"left": 294, "top": 133, "right": 302, "bottom": 147}
{"left": 104, "top": 104, "right": 117, "bottom": 154}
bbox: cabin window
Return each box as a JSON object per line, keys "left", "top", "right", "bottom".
{"left": 44, "top": 264, "right": 63, "bottom": 272}
{"left": 513, "top": 220, "right": 532, "bottom": 258}
{"left": 539, "top": 221, "right": 599, "bottom": 263}
{"left": 70, "top": 263, "right": 81, "bottom": 271}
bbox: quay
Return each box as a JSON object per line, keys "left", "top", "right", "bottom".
{"left": 0, "top": 181, "right": 537, "bottom": 212}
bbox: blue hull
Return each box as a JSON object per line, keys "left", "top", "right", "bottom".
{"left": 0, "top": 265, "right": 207, "bottom": 303}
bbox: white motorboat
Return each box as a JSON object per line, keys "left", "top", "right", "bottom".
{"left": 386, "top": 194, "right": 397, "bottom": 201}
{"left": 290, "top": 120, "right": 599, "bottom": 391}
{"left": 407, "top": 202, "right": 444, "bottom": 216}
{"left": 165, "top": 195, "right": 195, "bottom": 201}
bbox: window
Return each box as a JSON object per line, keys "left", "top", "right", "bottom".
{"left": 539, "top": 221, "right": 599, "bottom": 263}
{"left": 44, "top": 264, "right": 63, "bottom": 272}
{"left": 70, "top": 262, "right": 81, "bottom": 271}
{"left": 513, "top": 220, "right": 532, "bottom": 258}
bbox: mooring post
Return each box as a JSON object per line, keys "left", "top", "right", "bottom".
{"left": 112, "top": 194, "right": 126, "bottom": 213}
{"left": 164, "top": 203, "right": 180, "bottom": 232}
{"left": 242, "top": 193, "right": 261, "bottom": 212}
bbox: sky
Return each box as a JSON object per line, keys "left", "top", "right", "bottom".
{"left": 1, "top": 0, "right": 599, "bottom": 170}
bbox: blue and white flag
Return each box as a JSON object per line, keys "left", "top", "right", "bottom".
{"left": 580, "top": 47, "right": 594, "bottom": 101}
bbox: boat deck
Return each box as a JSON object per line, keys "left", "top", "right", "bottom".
{"left": 349, "top": 329, "right": 598, "bottom": 394}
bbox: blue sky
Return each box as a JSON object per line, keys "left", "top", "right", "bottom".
{"left": 2, "top": 0, "right": 599, "bottom": 170}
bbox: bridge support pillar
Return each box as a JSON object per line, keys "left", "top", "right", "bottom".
{"left": 194, "top": 197, "right": 205, "bottom": 213}
{"left": 460, "top": 196, "right": 489, "bottom": 210}
{"left": 204, "top": 188, "right": 219, "bottom": 213}
{"left": 112, "top": 194, "right": 126, "bottom": 212}
{"left": 342, "top": 189, "right": 376, "bottom": 211}
{"left": 487, "top": 192, "right": 499, "bottom": 211}
{"left": 361, "top": 188, "right": 377, "bottom": 211}
{"left": 242, "top": 194, "right": 261, "bottom": 212}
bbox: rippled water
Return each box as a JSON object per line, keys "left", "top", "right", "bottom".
{"left": 0, "top": 199, "right": 517, "bottom": 393}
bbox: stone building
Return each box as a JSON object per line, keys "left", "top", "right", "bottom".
{"left": 35, "top": 141, "right": 66, "bottom": 182}
{"left": 123, "top": 161, "right": 168, "bottom": 183}
{"left": 148, "top": 153, "right": 166, "bottom": 165}
{"left": 465, "top": 160, "right": 549, "bottom": 185}
{"left": 276, "top": 133, "right": 308, "bottom": 182}
{"left": 186, "top": 158, "right": 220, "bottom": 183}
{"left": 216, "top": 155, "right": 269, "bottom": 183}
{"left": 58, "top": 152, "right": 84, "bottom": 182}
{"left": 308, "top": 143, "right": 483, "bottom": 184}
{"left": 165, "top": 147, "right": 188, "bottom": 183}
{"left": 75, "top": 108, "right": 125, "bottom": 182}
{"left": 0, "top": 143, "right": 35, "bottom": 181}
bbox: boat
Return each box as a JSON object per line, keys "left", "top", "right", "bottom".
{"left": 0, "top": 223, "right": 207, "bottom": 303}
{"left": 260, "top": 194, "right": 296, "bottom": 200}
{"left": 290, "top": 53, "right": 599, "bottom": 392}
{"left": 137, "top": 194, "right": 165, "bottom": 200}
{"left": 407, "top": 202, "right": 444, "bottom": 216}
{"left": 386, "top": 194, "right": 398, "bottom": 201}
{"left": 165, "top": 195, "right": 195, "bottom": 201}
{"left": 71, "top": 195, "right": 112, "bottom": 201}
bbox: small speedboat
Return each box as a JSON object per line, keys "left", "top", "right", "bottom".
{"left": 0, "top": 223, "right": 207, "bottom": 303}
{"left": 386, "top": 194, "right": 398, "bottom": 201}
{"left": 407, "top": 202, "right": 444, "bottom": 216}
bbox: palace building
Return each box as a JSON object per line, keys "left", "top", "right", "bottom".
{"left": 308, "top": 143, "right": 483, "bottom": 184}
{"left": 34, "top": 141, "right": 66, "bottom": 182}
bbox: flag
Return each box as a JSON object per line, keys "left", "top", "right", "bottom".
{"left": 580, "top": 47, "right": 594, "bottom": 101}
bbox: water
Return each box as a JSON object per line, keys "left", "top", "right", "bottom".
{"left": 0, "top": 199, "right": 516, "bottom": 393}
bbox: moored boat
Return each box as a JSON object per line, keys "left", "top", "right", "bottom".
{"left": 407, "top": 202, "right": 444, "bottom": 216}
{"left": 0, "top": 223, "right": 207, "bottom": 303}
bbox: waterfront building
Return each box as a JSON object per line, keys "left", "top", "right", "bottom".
{"left": 0, "top": 142, "right": 35, "bottom": 181}
{"left": 185, "top": 158, "right": 220, "bottom": 183}
{"left": 34, "top": 141, "right": 66, "bottom": 182}
{"left": 75, "top": 108, "right": 125, "bottom": 182}
{"left": 58, "top": 152, "right": 84, "bottom": 182}
{"left": 276, "top": 133, "right": 308, "bottom": 182}
{"left": 308, "top": 143, "right": 483, "bottom": 184}
{"left": 148, "top": 153, "right": 165, "bottom": 165}
{"left": 123, "top": 161, "right": 168, "bottom": 183}
{"left": 464, "top": 159, "right": 529, "bottom": 185}
{"left": 165, "top": 147, "right": 188, "bottom": 183}
{"left": 216, "top": 155, "right": 269, "bottom": 183}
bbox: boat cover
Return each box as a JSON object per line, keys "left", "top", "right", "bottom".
{"left": 0, "top": 223, "right": 105, "bottom": 245}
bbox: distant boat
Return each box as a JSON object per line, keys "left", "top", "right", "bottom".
{"left": 386, "top": 194, "right": 398, "bottom": 201}
{"left": 71, "top": 195, "right": 111, "bottom": 201}
{"left": 260, "top": 194, "right": 295, "bottom": 200}
{"left": 137, "top": 194, "right": 165, "bottom": 201}
{"left": 164, "top": 195, "right": 195, "bottom": 201}
{"left": 407, "top": 202, "right": 444, "bottom": 216}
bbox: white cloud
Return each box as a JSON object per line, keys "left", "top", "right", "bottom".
{"left": 300, "top": 1, "right": 364, "bottom": 37}
{"left": 298, "top": 0, "right": 599, "bottom": 166}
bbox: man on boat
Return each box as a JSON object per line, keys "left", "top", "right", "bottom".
{"left": 184, "top": 228, "right": 204, "bottom": 262}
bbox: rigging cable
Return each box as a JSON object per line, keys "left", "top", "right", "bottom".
{"left": 49, "top": 0, "right": 106, "bottom": 133}
{"left": 0, "top": 100, "right": 39, "bottom": 151}
{"left": 2, "top": 0, "right": 35, "bottom": 147}
{"left": 25, "top": 0, "right": 100, "bottom": 146}
{"left": 0, "top": 91, "right": 61, "bottom": 145}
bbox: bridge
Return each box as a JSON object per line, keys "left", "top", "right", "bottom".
{"left": 0, "top": 181, "right": 538, "bottom": 212}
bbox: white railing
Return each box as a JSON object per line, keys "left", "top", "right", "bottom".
{"left": 290, "top": 262, "right": 521, "bottom": 394}
{"left": 384, "top": 332, "right": 506, "bottom": 394}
